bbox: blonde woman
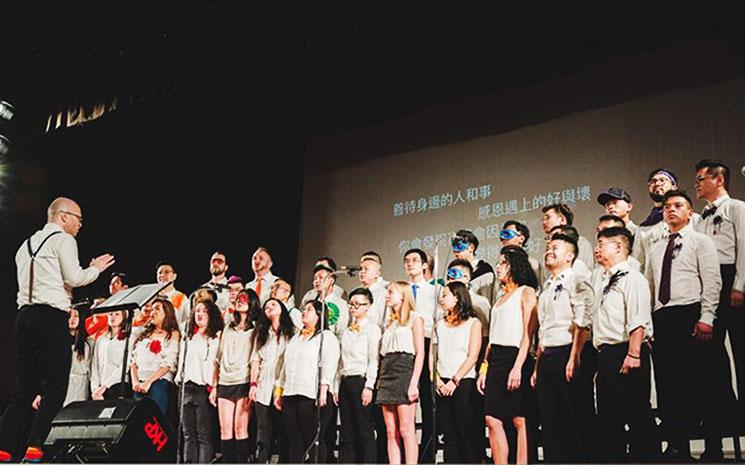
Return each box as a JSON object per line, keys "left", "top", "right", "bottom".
{"left": 376, "top": 281, "right": 425, "bottom": 465}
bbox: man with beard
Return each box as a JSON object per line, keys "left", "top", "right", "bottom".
{"left": 635, "top": 168, "right": 679, "bottom": 272}
{"left": 203, "top": 251, "right": 230, "bottom": 311}
{"left": 247, "top": 247, "right": 277, "bottom": 305}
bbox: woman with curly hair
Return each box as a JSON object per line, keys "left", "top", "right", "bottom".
{"left": 477, "top": 246, "right": 538, "bottom": 465}
{"left": 130, "top": 297, "right": 182, "bottom": 414}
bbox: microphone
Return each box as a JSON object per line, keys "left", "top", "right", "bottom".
{"left": 338, "top": 265, "right": 361, "bottom": 276}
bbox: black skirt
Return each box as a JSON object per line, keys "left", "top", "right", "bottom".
{"left": 375, "top": 352, "right": 415, "bottom": 405}
{"left": 483, "top": 345, "right": 530, "bottom": 420}
{"left": 217, "top": 382, "right": 249, "bottom": 400}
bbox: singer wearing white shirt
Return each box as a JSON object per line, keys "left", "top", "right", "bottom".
{"left": 175, "top": 299, "right": 223, "bottom": 464}
{"left": 274, "top": 300, "right": 340, "bottom": 463}
{"left": 270, "top": 278, "right": 302, "bottom": 330}
{"left": 433, "top": 282, "right": 482, "bottom": 464}
{"left": 249, "top": 298, "right": 296, "bottom": 463}
{"left": 335, "top": 288, "right": 382, "bottom": 464}
{"left": 477, "top": 246, "right": 538, "bottom": 465}
{"left": 359, "top": 251, "right": 390, "bottom": 329}
{"left": 532, "top": 235, "right": 596, "bottom": 463}
{"left": 210, "top": 289, "right": 254, "bottom": 464}
{"left": 91, "top": 310, "right": 132, "bottom": 399}
{"left": 155, "top": 261, "right": 191, "bottom": 326}
{"left": 376, "top": 281, "right": 425, "bottom": 465}
{"left": 130, "top": 298, "right": 182, "bottom": 415}
{"left": 694, "top": 159, "right": 745, "bottom": 461}
{"left": 247, "top": 247, "right": 277, "bottom": 305}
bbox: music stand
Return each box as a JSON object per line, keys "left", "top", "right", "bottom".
{"left": 91, "top": 281, "right": 172, "bottom": 398}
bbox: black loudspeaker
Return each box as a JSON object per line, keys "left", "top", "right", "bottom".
{"left": 43, "top": 398, "right": 176, "bottom": 463}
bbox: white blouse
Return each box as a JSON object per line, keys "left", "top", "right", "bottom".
{"left": 380, "top": 310, "right": 423, "bottom": 356}
{"left": 176, "top": 333, "right": 220, "bottom": 386}
{"left": 91, "top": 332, "right": 131, "bottom": 391}
{"left": 64, "top": 338, "right": 93, "bottom": 406}
{"left": 132, "top": 334, "right": 180, "bottom": 383}
{"left": 216, "top": 325, "right": 254, "bottom": 386}
{"left": 338, "top": 317, "right": 381, "bottom": 390}
{"left": 250, "top": 330, "right": 290, "bottom": 406}
{"left": 278, "top": 330, "right": 340, "bottom": 399}
{"left": 436, "top": 318, "right": 477, "bottom": 379}
{"left": 489, "top": 286, "right": 527, "bottom": 348}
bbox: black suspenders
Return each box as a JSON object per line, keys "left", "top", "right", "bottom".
{"left": 25, "top": 231, "right": 62, "bottom": 303}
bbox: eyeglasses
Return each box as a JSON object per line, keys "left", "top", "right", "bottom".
{"left": 647, "top": 176, "right": 671, "bottom": 186}
{"left": 694, "top": 174, "right": 717, "bottom": 184}
{"left": 59, "top": 210, "right": 83, "bottom": 223}
{"left": 349, "top": 302, "right": 370, "bottom": 309}
{"left": 499, "top": 229, "right": 519, "bottom": 240}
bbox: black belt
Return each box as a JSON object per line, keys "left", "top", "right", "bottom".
{"left": 542, "top": 344, "right": 572, "bottom": 356}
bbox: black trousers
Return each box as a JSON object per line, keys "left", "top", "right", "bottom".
{"left": 255, "top": 401, "right": 287, "bottom": 463}
{"left": 418, "top": 337, "right": 434, "bottom": 463}
{"left": 282, "top": 394, "right": 334, "bottom": 463}
{"left": 338, "top": 376, "right": 376, "bottom": 463}
{"left": 181, "top": 382, "right": 215, "bottom": 463}
{"left": 651, "top": 304, "right": 702, "bottom": 454}
{"left": 0, "top": 305, "right": 71, "bottom": 453}
{"left": 372, "top": 404, "right": 388, "bottom": 463}
{"left": 437, "top": 378, "right": 481, "bottom": 464}
{"left": 536, "top": 346, "right": 587, "bottom": 463}
{"left": 596, "top": 342, "right": 660, "bottom": 463}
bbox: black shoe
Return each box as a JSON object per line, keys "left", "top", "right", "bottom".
{"left": 698, "top": 449, "right": 725, "bottom": 463}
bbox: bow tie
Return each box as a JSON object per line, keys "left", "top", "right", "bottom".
{"left": 702, "top": 205, "right": 718, "bottom": 219}
{"left": 349, "top": 322, "right": 361, "bottom": 333}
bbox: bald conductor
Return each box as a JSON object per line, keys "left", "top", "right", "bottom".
{"left": 0, "top": 197, "right": 114, "bottom": 463}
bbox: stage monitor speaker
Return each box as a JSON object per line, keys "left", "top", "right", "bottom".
{"left": 43, "top": 397, "right": 176, "bottom": 463}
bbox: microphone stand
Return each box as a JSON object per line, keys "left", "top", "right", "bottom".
{"left": 426, "top": 235, "right": 452, "bottom": 464}
{"left": 309, "top": 269, "right": 354, "bottom": 463}
{"left": 176, "top": 294, "right": 199, "bottom": 464}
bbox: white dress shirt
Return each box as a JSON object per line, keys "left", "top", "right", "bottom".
{"left": 636, "top": 219, "right": 671, "bottom": 274}
{"left": 366, "top": 278, "right": 390, "bottom": 328}
{"left": 164, "top": 289, "right": 190, "bottom": 326}
{"left": 16, "top": 223, "right": 100, "bottom": 311}
{"left": 381, "top": 311, "right": 423, "bottom": 355}
{"left": 695, "top": 194, "right": 745, "bottom": 292}
{"left": 436, "top": 317, "right": 478, "bottom": 379}
{"left": 645, "top": 223, "right": 722, "bottom": 325}
{"left": 411, "top": 278, "right": 436, "bottom": 338}
{"left": 577, "top": 235, "right": 596, "bottom": 270}
{"left": 538, "top": 267, "right": 594, "bottom": 348}
{"left": 247, "top": 271, "right": 277, "bottom": 305}
{"left": 278, "top": 330, "right": 340, "bottom": 398}
{"left": 90, "top": 333, "right": 131, "bottom": 391}
{"left": 591, "top": 261, "right": 653, "bottom": 348}
{"left": 203, "top": 277, "right": 231, "bottom": 311}
{"left": 251, "top": 331, "right": 290, "bottom": 406}
{"left": 132, "top": 335, "right": 180, "bottom": 383}
{"left": 469, "top": 290, "right": 491, "bottom": 337}
{"left": 176, "top": 334, "right": 220, "bottom": 386}
{"left": 338, "top": 317, "right": 381, "bottom": 390}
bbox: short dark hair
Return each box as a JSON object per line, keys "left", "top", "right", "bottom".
{"left": 550, "top": 225, "right": 579, "bottom": 243}
{"left": 548, "top": 233, "right": 578, "bottom": 264}
{"left": 404, "top": 248, "right": 428, "bottom": 265}
{"left": 348, "top": 287, "right": 374, "bottom": 305}
{"left": 662, "top": 189, "right": 694, "bottom": 208}
{"left": 447, "top": 258, "right": 473, "bottom": 276}
{"left": 542, "top": 203, "right": 574, "bottom": 226}
{"left": 695, "top": 159, "right": 730, "bottom": 190}
{"left": 453, "top": 229, "right": 479, "bottom": 251}
{"left": 110, "top": 271, "right": 129, "bottom": 286}
{"left": 596, "top": 226, "right": 634, "bottom": 255}
{"left": 156, "top": 260, "right": 176, "bottom": 272}
{"left": 598, "top": 214, "right": 625, "bottom": 227}
{"left": 360, "top": 250, "right": 382, "bottom": 266}
{"left": 502, "top": 220, "right": 530, "bottom": 245}
{"left": 317, "top": 256, "right": 338, "bottom": 271}
{"left": 499, "top": 245, "right": 539, "bottom": 289}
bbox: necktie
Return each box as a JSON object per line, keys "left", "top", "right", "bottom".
{"left": 255, "top": 277, "right": 262, "bottom": 300}
{"left": 658, "top": 233, "right": 680, "bottom": 305}
{"left": 412, "top": 284, "right": 419, "bottom": 300}
{"left": 702, "top": 205, "right": 718, "bottom": 219}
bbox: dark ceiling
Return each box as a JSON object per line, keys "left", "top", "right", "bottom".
{"left": 3, "top": 1, "right": 745, "bottom": 146}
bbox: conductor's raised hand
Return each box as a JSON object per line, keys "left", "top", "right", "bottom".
{"left": 91, "top": 254, "right": 116, "bottom": 272}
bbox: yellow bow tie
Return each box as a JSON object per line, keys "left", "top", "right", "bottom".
{"left": 349, "top": 322, "right": 361, "bottom": 333}
{"left": 301, "top": 327, "right": 314, "bottom": 337}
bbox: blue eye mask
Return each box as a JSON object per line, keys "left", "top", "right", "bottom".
{"left": 452, "top": 239, "right": 469, "bottom": 253}
{"left": 447, "top": 268, "right": 465, "bottom": 280}
{"left": 499, "top": 229, "right": 519, "bottom": 240}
